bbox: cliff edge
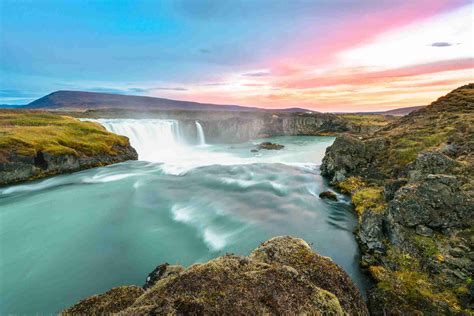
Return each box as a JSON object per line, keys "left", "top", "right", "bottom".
{"left": 0, "top": 110, "right": 138, "bottom": 186}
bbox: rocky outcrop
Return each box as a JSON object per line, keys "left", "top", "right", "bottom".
{"left": 0, "top": 144, "right": 137, "bottom": 186}
{"left": 63, "top": 236, "right": 368, "bottom": 315}
{"left": 321, "top": 84, "right": 474, "bottom": 314}
{"left": 0, "top": 110, "right": 139, "bottom": 186}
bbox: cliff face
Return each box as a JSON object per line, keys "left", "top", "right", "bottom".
{"left": 63, "top": 236, "right": 368, "bottom": 315}
{"left": 321, "top": 84, "right": 474, "bottom": 314}
{"left": 0, "top": 110, "right": 138, "bottom": 186}
{"left": 75, "top": 109, "right": 386, "bottom": 143}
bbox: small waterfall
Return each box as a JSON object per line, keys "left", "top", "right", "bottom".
{"left": 195, "top": 121, "right": 206, "bottom": 146}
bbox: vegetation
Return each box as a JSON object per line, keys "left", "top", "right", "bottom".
{"left": 337, "top": 114, "right": 395, "bottom": 127}
{"left": 373, "top": 84, "right": 474, "bottom": 174}
{"left": 335, "top": 176, "right": 365, "bottom": 194}
{"left": 352, "top": 187, "right": 387, "bottom": 218}
{"left": 0, "top": 110, "right": 130, "bottom": 161}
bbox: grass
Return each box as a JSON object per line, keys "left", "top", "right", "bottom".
{"left": 367, "top": 84, "right": 474, "bottom": 175}
{"left": 337, "top": 114, "right": 394, "bottom": 127}
{"left": 0, "top": 110, "right": 130, "bottom": 161}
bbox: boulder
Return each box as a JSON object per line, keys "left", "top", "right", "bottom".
{"left": 63, "top": 236, "right": 368, "bottom": 315}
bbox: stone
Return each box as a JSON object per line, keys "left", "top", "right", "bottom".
{"left": 319, "top": 191, "right": 338, "bottom": 201}
{"left": 143, "top": 263, "right": 184, "bottom": 290}
{"left": 416, "top": 225, "right": 434, "bottom": 237}
{"left": 258, "top": 142, "right": 284, "bottom": 150}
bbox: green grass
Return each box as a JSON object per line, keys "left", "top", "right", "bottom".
{"left": 0, "top": 110, "right": 130, "bottom": 161}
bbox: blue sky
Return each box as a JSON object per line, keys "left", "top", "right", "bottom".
{"left": 0, "top": 0, "right": 472, "bottom": 110}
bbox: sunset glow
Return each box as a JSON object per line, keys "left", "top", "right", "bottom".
{"left": 1, "top": 0, "right": 473, "bottom": 111}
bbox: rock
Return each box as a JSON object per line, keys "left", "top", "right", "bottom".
{"left": 407, "top": 151, "right": 458, "bottom": 182}
{"left": 320, "top": 135, "right": 373, "bottom": 183}
{"left": 319, "top": 191, "right": 338, "bottom": 201}
{"left": 249, "top": 236, "right": 369, "bottom": 315}
{"left": 258, "top": 142, "right": 284, "bottom": 150}
{"left": 388, "top": 175, "right": 472, "bottom": 230}
{"left": 64, "top": 236, "right": 368, "bottom": 315}
{"left": 250, "top": 149, "right": 258, "bottom": 153}
{"left": 416, "top": 225, "right": 434, "bottom": 237}
{"left": 62, "top": 286, "right": 144, "bottom": 315}
{"left": 143, "top": 263, "right": 184, "bottom": 290}
{"left": 357, "top": 210, "right": 386, "bottom": 254}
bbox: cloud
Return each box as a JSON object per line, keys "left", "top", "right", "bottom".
{"left": 199, "top": 49, "right": 211, "bottom": 54}
{"left": 431, "top": 42, "right": 453, "bottom": 47}
{"left": 242, "top": 70, "right": 271, "bottom": 77}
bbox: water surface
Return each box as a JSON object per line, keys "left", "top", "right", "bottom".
{"left": 0, "top": 121, "right": 365, "bottom": 314}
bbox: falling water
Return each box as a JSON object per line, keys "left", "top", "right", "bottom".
{"left": 195, "top": 121, "right": 206, "bottom": 146}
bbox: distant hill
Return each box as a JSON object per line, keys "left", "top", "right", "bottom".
{"left": 22, "top": 90, "right": 264, "bottom": 111}
{"left": 0, "top": 104, "right": 22, "bottom": 109}
{"left": 23, "top": 90, "right": 315, "bottom": 113}
{"left": 381, "top": 105, "right": 424, "bottom": 116}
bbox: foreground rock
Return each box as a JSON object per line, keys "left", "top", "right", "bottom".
{"left": 0, "top": 110, "right": 138, "bottom": 186}
{"left": 321, "top": 84, "right": 474, "bottom": 314}
{"left": 64, "top": 236, "right": 368, "bottom": 315}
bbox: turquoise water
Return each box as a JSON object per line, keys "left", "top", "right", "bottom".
{"left": 0, "top": 135, "right": 366, "bottom": 314}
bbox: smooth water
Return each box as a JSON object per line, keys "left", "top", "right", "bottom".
{"left": 0, "top": 120, "right": 366, "bottom": 315}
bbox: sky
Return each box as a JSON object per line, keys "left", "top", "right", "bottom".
{"left": 0, "top": 0, "right": 473, "bottom": 111}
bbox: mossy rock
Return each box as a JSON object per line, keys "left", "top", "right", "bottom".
{"left": 64, "top": 236, "right": 368, "bottom": 315}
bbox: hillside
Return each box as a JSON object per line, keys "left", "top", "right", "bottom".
{"left": 381, "top": 105, "right": 424, "bottom": 116}
{"left": 321, "top": 83, "right": 474, "bottom": 314}
{"left": 0, "top": 110, "right": 137, "bottom": 185}
{"left": 23, "top": 90, "right": 263, "bottom": 111}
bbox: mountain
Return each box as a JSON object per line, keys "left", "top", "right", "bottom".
{"left": 22, "top": 90, "right": 263, "bottom": 111}
{"left": 23, "top": 90, "right": 314, "bottom": 113}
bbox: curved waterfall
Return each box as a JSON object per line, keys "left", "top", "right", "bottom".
{"left": 88, "top": 119, "right": 206, "bottom": 162}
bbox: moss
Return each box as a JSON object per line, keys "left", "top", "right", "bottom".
{"left": 0, "top": 110, "right": 130, "bottom": 159}
{"left": 335, "top": 176, "right": 365, "bottom": 194}
{"left": 410, "top": 235, "right": 440, "bottom": 258}
{"left": 352, "top": 187, "right": 387, "bottom": 218}
{"left": 377, "top": 270, "right": 461, "bottom": 312}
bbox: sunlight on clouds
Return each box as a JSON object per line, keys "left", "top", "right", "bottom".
{"left": 339, "top": 4, "right": 473, "bottom": 69}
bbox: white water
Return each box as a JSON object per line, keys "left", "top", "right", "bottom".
{"left": 195, "top": 121, "right": 206, "bottom": 146}
{"left": 85, "top": 119, "right": 334, "bottom": 175}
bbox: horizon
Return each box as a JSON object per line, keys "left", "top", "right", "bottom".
{"left": 1, "top": 0, "right": 473, "bottom": 111}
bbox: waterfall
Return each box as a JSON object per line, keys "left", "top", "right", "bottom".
{"left": 88, "top": 119, "right": 184, "bottom": 162}
{"left": 195, "top": 121, "right": 206, "bottom": 146}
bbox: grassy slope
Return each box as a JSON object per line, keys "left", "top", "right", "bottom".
{"left": 336, "top": 114, "right": 395, "bottom": 128}
{"left": 370, "top": 84, "right": 474, "bottom": 175}
{"left": 0, "top": 110, "right": 130, "bottom": 162}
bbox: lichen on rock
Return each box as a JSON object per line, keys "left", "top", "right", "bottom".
{"left": 63, "top": 236, "right": 368, "bottom": 315}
